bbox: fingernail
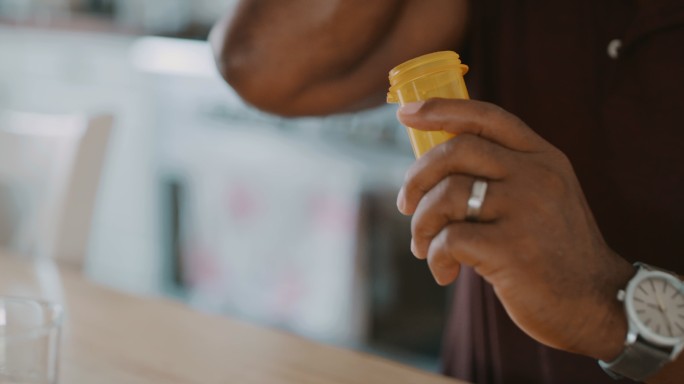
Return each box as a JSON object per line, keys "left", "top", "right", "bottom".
{"left": 410, "top": 238, "right": 418, "bottom": 258}
{"left": 430, "top": 260, "right": 460, "bottom": 286}
{"left": 398, "top": 101, "right": 425, "bottom": 115}
{"left": 432, "top": 268, "right": 453, "bottom": 286}
{"left": 396, "top": 187, "right": 406, "bottom": 213}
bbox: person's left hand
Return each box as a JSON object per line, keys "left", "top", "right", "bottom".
{"left": 395, "top": 98, "right": 635, "bottom": 361}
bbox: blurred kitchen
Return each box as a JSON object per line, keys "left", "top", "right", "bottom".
{"left": 0, "top": 0, "right": 449, "bottom": 371}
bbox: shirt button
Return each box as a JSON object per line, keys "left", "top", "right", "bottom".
{"left": 607, "top": 39, "right": 622, "bottom": 59}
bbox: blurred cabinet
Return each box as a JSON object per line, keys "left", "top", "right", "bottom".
{"left": 0, "top": 0, "right": 235, "bottom": 37}
{"left": 0, "top": 27, "right": 160, "bottom": 294}
{"left": 153, "top": 69, "right": 449, "bottom": 355}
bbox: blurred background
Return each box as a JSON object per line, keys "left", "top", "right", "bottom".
{"left": 0, "top": 0, "right": 449, "bottom": 371}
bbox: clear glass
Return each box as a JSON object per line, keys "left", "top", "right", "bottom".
{"left": 0, "top": 297, "right": 63, "bottom": 384}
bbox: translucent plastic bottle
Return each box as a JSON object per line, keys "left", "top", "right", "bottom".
{"left": 387, "top": 51, "right": 470, "bottom": 158}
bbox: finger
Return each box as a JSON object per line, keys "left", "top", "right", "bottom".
{"left": 427, "top": 222, "right": 499, "bottom": 285}
{"left": 428, "top": 254, "right": 461, "bottom": 286}
{"left": 398, "top": 133, "right": 512, "bottom": 215}
{"left": 411, "top": 175, "right": 502, "bottom": 259}
{"left": 397, "top": 98, "right": 549, "bottom": 153}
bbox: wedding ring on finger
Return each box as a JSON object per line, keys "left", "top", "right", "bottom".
{"left": 465, "top": 178, "right": 489, "bottom": 222}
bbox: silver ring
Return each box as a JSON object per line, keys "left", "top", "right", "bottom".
{"left": 465, "top": 179, "right": 488, "bottom": 222}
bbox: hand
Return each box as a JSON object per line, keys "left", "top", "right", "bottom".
{"left": 655, "top": 286, "right": 667, "bottom": 312}
{"left": 395, "top": 98, "right": 635, "bottom": 361}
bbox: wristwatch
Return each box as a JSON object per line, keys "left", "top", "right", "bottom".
{"left": 599, "top": 263, "right": 684, "bottom": 381}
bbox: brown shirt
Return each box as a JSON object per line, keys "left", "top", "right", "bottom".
{"left": 443, "top": 1, "right": 684, "bottom": 383}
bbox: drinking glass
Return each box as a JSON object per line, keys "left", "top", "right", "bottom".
{"left": 0, "top": 297, "right": 62, "bottom": 384}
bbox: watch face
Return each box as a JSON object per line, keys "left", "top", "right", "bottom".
{"left": 632, "top": 276, "right": 684, "bottom": 338}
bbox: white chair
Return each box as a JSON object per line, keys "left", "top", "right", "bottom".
{"left": 0, "top": 111, "right": 113, "bottom": 268}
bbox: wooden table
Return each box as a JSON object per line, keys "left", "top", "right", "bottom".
{"left": 0, "top": 254, "right": 466, "bottom": 384}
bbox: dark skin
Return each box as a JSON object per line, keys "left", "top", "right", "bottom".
{"left": 210, "top": 0, "right": 468, "bottom": 116}
{"left": 212, "top": 2, "right": 684, "bottom": 382}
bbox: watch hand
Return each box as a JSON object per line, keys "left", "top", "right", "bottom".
{"left": 662, "top": 310, "right": 680, "bottom": 336}
{"left": 655, "top": 290, "right": 667, "bottom": 312}
{"left": 663, "top": 314, "right": 674, "bottom": 337}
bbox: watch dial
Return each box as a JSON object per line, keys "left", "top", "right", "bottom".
{"left": 632, "top": 277, "right": 684, "bottom": 338}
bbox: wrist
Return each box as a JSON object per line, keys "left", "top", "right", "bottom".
{"left": 582, "top": 256, "right": 635, "bottom": 361}
{"left": 596, "top": 263, "right": 684, "bottom": 382}
{"left": 591, "top": 294, "right": 629, "bottom": 362}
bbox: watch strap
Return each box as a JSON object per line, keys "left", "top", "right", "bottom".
{"left": 599, "top": 336, "right": 672, "bottom": 381}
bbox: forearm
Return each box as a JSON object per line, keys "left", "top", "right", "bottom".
{"left": 211, "top": 0, "right": 468, "bottom": 116}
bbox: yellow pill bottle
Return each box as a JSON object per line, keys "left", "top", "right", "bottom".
{"left": 387, "top": 51, "right": 470, "bottom": 158}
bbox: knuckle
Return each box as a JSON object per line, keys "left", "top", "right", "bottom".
{"left": 403, "top": 167, "right": 425, "bottom": 198}
{"left": 411, "top": 216, "right": 431, "bottom": 239}
{"left": 420, "top": 98, "right": 450, "bottom": 118}
{"left": 538, "top": 165, "right": 568, "bottom": 195}
{"left": 429, "top": 226, "right": 472, "bottom": 267}
{"left": 403, "top": 165, "right": 419, "bottom": 184}
{"left": 427, "top": 247, "right": 453, "bottom": 271}
{"left": 449, "top": 132, "right": 478, "bottom": 149}
{"left": 440, "top": 225, "right": 463, "bottom": 252}
{"left": 435, "top": 140, "right": 453, "bottom": 161}
{"left": 554, "top": 150, "right": 574, "bottom": 170}
{"left": 439, "top": 175, "right": 461, "bottom": 196}
{"left": 411, "top": 183, "right": 451, "bottom": 237}
{"left": 477, "top": 101, "right": 507, "bottom": 120}
{"left": 439, "top": 134, "right": 477, "bottom": 163}
{"left": 436, "top": 176, "right": 468, "bottom": 214}
{"left": 435, "top": 176, "right": 456, "bottom": 199}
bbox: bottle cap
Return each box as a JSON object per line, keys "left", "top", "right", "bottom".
{"left": 387, "top": 51, "right": 469, "bottom": 103}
